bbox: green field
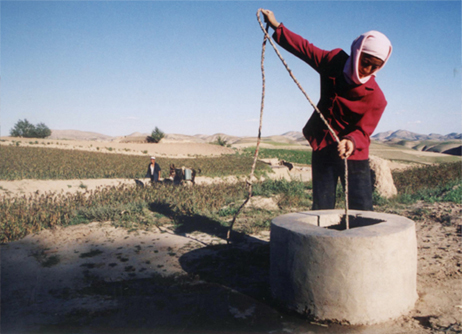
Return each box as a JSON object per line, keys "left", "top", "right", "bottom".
{"left": 240, "top": 147, "right": 312, "bottom": 165}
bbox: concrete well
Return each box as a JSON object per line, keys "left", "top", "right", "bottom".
{"left": 270, "top": 210, "right": 418, "bottom": 325}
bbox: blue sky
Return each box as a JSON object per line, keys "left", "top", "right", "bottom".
{"left": 1, "top": 1, "right": 461, "bottom": 137}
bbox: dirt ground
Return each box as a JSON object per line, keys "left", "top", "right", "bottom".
{"left": 1, "top": 138, "right": 461, "bottom": 333}
{"left": 0, "top": 171, "right": 308, "bottom": 197}
{"left": 0, "top": 137, "right": 235, "bottom": 158}
{"left": 2, "top": 180, "right": 461, "bottom": 334}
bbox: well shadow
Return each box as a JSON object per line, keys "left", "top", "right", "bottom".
{"left": 148, "top": 202, "right": 248, "bottom": 242}
{"left": 179, "top": 240, "right": 272, "bottom": 303}
{"left": 150, "top": 200, "right": 273, "bottom": 302}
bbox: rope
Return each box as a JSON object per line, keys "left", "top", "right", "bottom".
{"left": 226, "top": 9, "right": 350, "bottom": 242}
{"left": 226, "top": 19, "right": 269, "bottom": 243}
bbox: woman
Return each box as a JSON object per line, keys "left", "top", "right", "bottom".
{"left": 261, "top": 9, "right": 392, "bottom": 210}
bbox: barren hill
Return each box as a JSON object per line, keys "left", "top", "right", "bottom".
{"left": 46, "top": 129, "right": 461, "bottom": 156}
{"left": 372, "top": 130, "right": 461, "bottom": 142}
{"left": 50, "top": 130, "right": 113, "bottom": 141}
{"left": 372, "top": 130, "right": 462, "bottom": 156}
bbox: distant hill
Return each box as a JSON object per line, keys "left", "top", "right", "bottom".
{"left": 281, "top": 131, "right": 305, "bottom": 141}
{"left": 165, "top": 134, "right": 206, "bottom": 143}
{"left": 49, "top": 130, "right": 113, "bottom": 141}
{"left": 372, "top": 130, "right": 462, "bottom": 142}
{"left": 200, "top": 133, "right": 242, "bottom": 145}
{"left": 372, "top": 130, "right": 462, "bottom": 156}
{"left": 47, "top": 129, "right": 461, "bottom": 156}
{"left": 126, "top": 132, "right": 150, "bottom": 137}
{"left": 50, "top": 128, "right": 461, "bottom": 144}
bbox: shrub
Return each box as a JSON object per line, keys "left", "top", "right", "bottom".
{"left": 149, "top": 127, "right": 165, "bottom": 143}
{"left": 393, "top": 162, "right": 461, "bottom": 195}
{"left": 10, "top": 119, "right": 51, "bottom": 138}
{"left": 442, "top": 184, "right": 462, "bottom": 203}
{"left": 390, "top": 162, "right": 462, "bottom": 204}
{"left": 34, "top": 122, "right": 52, "bottom": 138}
{"left": 213, "top": 136, "right": 230, "bottom": 147}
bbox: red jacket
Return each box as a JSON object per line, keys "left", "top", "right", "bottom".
{"left": 273, "top": 24, "right": 387, "bottom": 160}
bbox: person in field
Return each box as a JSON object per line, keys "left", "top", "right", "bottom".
{"left": 146, "top": 157, "right": 161, "bottom": 183}
{"left": 261, "top": 9, "right": 392, "bottom": 211}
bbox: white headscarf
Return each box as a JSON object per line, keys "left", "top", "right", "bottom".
{"left": 343, "top": 30, "right": 392, "bottom": 85}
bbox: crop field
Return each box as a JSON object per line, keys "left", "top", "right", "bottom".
{"left": 392, "top": 161, "right": 462, "bottom": 202}
{"left": 1, "top": 144, "right": 460, "bottom": 244}
{"left": 0, "top": 179, "right": 314, "bottom": 243}
{"left": 241, "top": 147, "right": 312, "bottom": 165}
{"left": 0, "top": 145, "right": 270, "bottom": 180}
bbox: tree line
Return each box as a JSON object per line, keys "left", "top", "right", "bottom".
{"left": 10, "top": 119, "right": 51, "bottom": 139}
{"left": 9, "top": 119, "right": 167, "bottom": 142}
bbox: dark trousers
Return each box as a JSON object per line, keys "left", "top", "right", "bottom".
{"left": 311, "top": 146, "right": 373, "bottom": 211}
{"left": 151, "top": 174, "right": 159, "bottom": 183}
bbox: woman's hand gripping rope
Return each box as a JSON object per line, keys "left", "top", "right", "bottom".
{"left": 338, "top": 139, "right": 354, "bottom": 159}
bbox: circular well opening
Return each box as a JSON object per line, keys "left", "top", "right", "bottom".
{"left": 325, "top": 215, "right": 385, "bottom": 231}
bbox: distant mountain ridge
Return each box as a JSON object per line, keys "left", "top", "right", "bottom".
{"left": 372, "top": 130, "right": 462, "bottom": 141}
{"left": 42, "top": 129, "right": 462, "bottom": 156}
{"left": 371, "top": 130, "right": 461, "bottom": 156}
{"left": 49, "top": 129, "right": 461, "bottom": 144}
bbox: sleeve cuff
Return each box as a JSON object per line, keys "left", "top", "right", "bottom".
{"left": 272, "top": 22, "right": 284, "bottom": 39}
{"left": 342, "top": 135, "right": 356, "bottom": 154}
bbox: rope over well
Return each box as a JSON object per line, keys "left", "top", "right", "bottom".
{"left": 226, "top": 9, "right": 350, "bottom": 242}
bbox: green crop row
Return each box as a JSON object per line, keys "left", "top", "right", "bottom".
{"left": 240, "top": 147, "right": 312, "bottom": 165}
{"left": 392, "top": 162, "right": 461, "bottom": 195}
{"left": 0, "top": 179, "right": 314, "bottom": 243}
{"left": 390, "top": 162, "right": 461, "bottom": 204}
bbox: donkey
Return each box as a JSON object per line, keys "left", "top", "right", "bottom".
{"left": 168, "top": 164, "right": 201, "bottom": 185}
